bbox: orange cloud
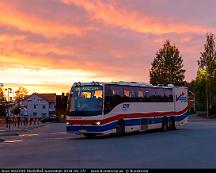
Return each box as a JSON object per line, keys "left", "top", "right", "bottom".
{"left": 0, "top": 2, "right": 90, "bottom": 37}
{"left": 62, "top": 0, "right": 216, "bottom": 34}
{"left": 0, "top": 0, "right": 208, "bottom": 90}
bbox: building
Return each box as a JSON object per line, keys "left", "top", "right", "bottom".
{"left": 20, "top": 93, "right": 56, "bottom": 119}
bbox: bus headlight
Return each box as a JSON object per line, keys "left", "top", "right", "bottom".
{"left": 66, "top": 122, "right": 72, "bottom": 125}
{"left": 93, "top": 121, "right": 101, "bottom": 125}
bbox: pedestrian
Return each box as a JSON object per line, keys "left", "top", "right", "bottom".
{"left": 28, "top": 117, "right": 31, "bottom": 125}
{"left": 25, "top": 116, "right": 28, "bottom": 126}
{"left": 17, "top": 115, "right": 20, "bottom": 128}
{"left": 37, "top": 118, "right": 40, "bottom": 126}
{"left": 14, "top": 116, "right": 18, "bottom": 127}
{"left": 20, "top": 116, "right": 23, "bottom": 126}
{"left": 7, "top": 116, "right": 10, "bottom": 129}
{"left": 6, "top": 116, "right": 8, "bottom": 128}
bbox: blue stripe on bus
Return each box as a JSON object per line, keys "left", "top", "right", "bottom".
{"left": 66, "top": 121, "right": 117, "bottom": 132}
{"left": 66, "top": 112, "right": 188, "bottom": 133}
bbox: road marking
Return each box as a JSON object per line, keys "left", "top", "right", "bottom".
{"left": 49, "top": 132, "right": 67, "bottom": 135}
{"left": 4, "top": 140, "right": 23, "bottom": 143}
{"left": 19, "top": 133, "right": 39, "bottom": 137}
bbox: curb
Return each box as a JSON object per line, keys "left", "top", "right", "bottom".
{"left": 0, "top": 123, "right": 50, "bottom": 132}
{"left": 0, "top": 133, "right": 19, "bottom": 137}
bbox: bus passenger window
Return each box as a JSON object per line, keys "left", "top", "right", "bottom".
{"left": 112, "top": 88, "right": 123, "bottom": 96}
{"left": 138, "top": 91, "right": 144, "bottom": 98}
{"left": 124, "top": 90, "right": 130, "bottom": 97}
{"left": 131, "top": 90, "right": 136, "bottom": 98}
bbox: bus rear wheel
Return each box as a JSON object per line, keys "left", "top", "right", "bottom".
{"left": 162, "top": 117, "right": 168, "bottom": 131}
{"left": 116, "top": 120, "right": 125, "bottom": 136}
{"left": 169, "top": 117, "right": 176, "bottom": 130}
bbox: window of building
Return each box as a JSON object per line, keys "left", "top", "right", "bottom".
{"left": 43, "top": 105, "right": 46, "bottom": 109}
{"left": 33, "top": 112, "right": 37, "bottom": 116}
{"left": 42, "top": 113, "right": 46, "bottom": 118}
{"left": 34, "top": 105, "right": 37, "bottom": 109}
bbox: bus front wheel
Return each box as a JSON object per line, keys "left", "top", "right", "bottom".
{"left": 84, "top": 134, "right": 96, "bottom": 138}
{"left": 116, "top": 120, "right": 125, "bottom": 136}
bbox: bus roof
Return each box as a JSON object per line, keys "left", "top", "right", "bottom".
{"left": 72, "top": 81, "right": 175, "bottom": 88}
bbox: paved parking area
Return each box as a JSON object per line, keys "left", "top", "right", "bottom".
{"left": 1, "top": 116, "right": 216, "bottom": 168}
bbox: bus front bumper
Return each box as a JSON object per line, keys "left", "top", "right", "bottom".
{"left": 66, "top": 122, "right": 116, "bottom": 135}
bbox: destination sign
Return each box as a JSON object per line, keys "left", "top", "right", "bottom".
{"left": 74, "top": 86, "right": 102, "bottom": 92}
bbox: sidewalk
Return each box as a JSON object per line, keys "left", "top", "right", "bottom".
{"left": 188, "top": 112, "right": 216, "bottom": 122}
{"left": 0, "top": 122, "right": 50, "bottom": 137}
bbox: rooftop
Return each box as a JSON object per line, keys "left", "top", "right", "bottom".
{"left": 24, "top": 93, "right": 56, "bottom": 103}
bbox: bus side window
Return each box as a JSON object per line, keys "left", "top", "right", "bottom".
{"left": 137, "top": 90, "right": 144, "bottom": 102}
{"left": 157, "top": 88, "right": 164, "bottom": 102}
{"left": 130, "top": 89, "right": 137, "bottom": 100}
{"left": 123, "top": 89, "right": 130, "bottom": 97}
{"left": 112, "top": 86, "right": 123, "bottom": 96}
{"left": 164, "top": 88, "right": 173, "bottom": 102}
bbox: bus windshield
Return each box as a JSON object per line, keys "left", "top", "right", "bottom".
{"left": 69, "top": 85, "right": 103, "bottom": 116}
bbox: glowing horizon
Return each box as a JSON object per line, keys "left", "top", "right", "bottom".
{"left": 1, "top": 0, "right": 215, "bottom": 93}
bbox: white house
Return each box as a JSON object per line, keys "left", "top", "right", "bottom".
{"left": 20, "top": 93, "right": 56, "bottom": 119}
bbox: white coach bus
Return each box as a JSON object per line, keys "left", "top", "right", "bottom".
{"left": 66, "top": 82, "right": 190, "bottom": 138}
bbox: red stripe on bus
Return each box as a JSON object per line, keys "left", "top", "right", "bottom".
{"left": 66, "top": 106, "right": 189, "bottom": 125}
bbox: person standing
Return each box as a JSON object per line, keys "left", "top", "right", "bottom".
{"left": 6, "top": 116, "right": 8, "bottom": 128}
{"left": 17, "top": 115, "right": 20, "bottom": 128}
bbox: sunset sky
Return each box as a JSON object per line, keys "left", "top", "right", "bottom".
{"left": 0, "top": 0, "right": 216, "bottom": 94}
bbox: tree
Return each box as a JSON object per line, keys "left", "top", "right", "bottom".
{"left": 197, "top": 33, "right": 216, "bottom": 115}
{"left": 0, "top": 87, "right": 6, "bottom": 102}
{"left": 0, "top": 104, "right": 6, "bottom": 117}
{"left": 150, "top": 40, "right": 186, "bottom": 86}
{"left": 0, "top": 87, "right": 7, "bottom": 117}
{"left": 13, "top": 106, "right": 20, "bottom": 115}
{"left": 195, "top": 68, "right": 207, "bottom": 111}
{"left": 14, "top": 86, "right": 28, "bottom": 102}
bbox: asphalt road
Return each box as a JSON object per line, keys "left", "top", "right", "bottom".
{"left": 1, "top": 116, "right": 216, "bottom": 168}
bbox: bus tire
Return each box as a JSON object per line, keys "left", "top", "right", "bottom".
{"left": 116, "top": 120, "right": 125, "bottom": 136}
{"left": 162, "top": 117, "right": 168, "bottom": 131}
{"left": 170, "top": 116, "right": 176, "bottom": 130}
{"left": 84, "top": 134, "right": 96, "bottom": 138}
